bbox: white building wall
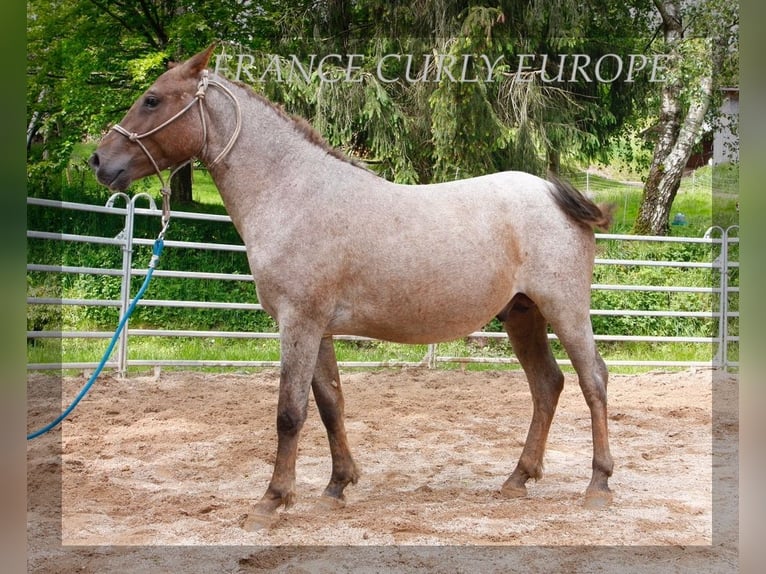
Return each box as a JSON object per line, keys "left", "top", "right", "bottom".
{"left": 713, "top": 90, "right": 739, "bottom": 165}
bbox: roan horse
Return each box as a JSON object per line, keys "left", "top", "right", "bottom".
{"left": 90, "top": 45, "right": 614, "bottom": 529}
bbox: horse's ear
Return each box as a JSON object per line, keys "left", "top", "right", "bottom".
{"left": 182, "top": 43, "right": 216, "bottom": 77}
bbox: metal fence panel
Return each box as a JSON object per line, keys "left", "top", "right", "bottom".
{"left": 27, "top": 197, "right": 739, "bottom": 372}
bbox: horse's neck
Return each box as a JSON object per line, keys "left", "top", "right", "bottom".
{"left": 202, "top": 81, "right": 354, "bottom": 205}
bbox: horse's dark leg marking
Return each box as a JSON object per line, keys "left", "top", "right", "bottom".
{"left": 246, "top": 321, "right": 322, "bottom": 530}
{"left": 499, "top": 294, "right": 564, "bottom": 498}
{"left": 311, "top": 336, "right": 359, "bottom": 505}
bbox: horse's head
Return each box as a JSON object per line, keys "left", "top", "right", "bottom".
{"left": 89, "top": 44, "right": 216, "bottom": 191}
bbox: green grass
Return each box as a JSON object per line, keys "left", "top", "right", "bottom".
{"left": 566, "top": 165, "right": 738, "bottom": 236}
{"left": 28, "top": 332, "right": 727, "bottom": 377}
{"left": 28, "top": 337, "right": 433, "bottom": 375}
{"left": 189, "top": 168, "right": 224, "bottom": 206}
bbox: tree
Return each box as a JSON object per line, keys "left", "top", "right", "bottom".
{"left": 27, "top": 0, "right": 663, "bottom": 196}
{"left": 26, "top": 0, "right": 264, "bottom": 201}
{"left": 85, "top": 1, "right": 193, "bottom": 203}
{"left": 634, "top": 0, "right": 738, "bottom": 235}
{"left": 424, "top": 1, "right": 655, "bottom": 180}
{"left": 258, "top": 1, "right": 654, "bottom": 181}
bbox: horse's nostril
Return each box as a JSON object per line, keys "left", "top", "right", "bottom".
{"left": 88, "top": 152, "right": 100, "bottom": 169}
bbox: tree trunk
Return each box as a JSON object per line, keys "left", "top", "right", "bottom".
{"left": 634, "top": 0, "right": 713, "bottom": 235}
{"left": 546, "top": 148, "right": 560, "bottom": 178}
{"left": 170, "top": 163, "right": 193, "bottom": 204}
{"left": 635, "top": 75, "right": 712, "bottom": 235}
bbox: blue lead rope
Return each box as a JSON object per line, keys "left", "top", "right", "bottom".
{"left": 27, "top": 236, "right": 165, "bottom": 440}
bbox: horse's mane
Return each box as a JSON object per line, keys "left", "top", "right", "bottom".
{"left": 225, "top": 76, "right": 368, "bottom": 171}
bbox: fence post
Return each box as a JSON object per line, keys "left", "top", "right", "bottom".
{"left": 721, "top": 225, "right": 739, "bottom": 371}
{"left": 106, "top": 193, "right": 131, "bottom": 377}
{"left": 426, "top": 343, "right": 438, "bottom": 368}
{"left": 106, "top": 192, "right": 158, "bottom": 377}
{"left": 704, "top": 226, "right": 725, "bottom": 368}
{"left": 719, "top": 227, "right": 729, "bottom": 370}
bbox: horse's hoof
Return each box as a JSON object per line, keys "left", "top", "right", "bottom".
{"left": 498, "top": 483, "right": 528, "bottom": 499}
{"left": 242, "top": 511, "right": 277, "bottom": 531}
{"left": 315, "top": 494, "right": 346, "bottom": 511}
{"left": 583, "top": 489, "right": 613, "bottom": 509}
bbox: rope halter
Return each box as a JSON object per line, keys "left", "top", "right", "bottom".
{"left": 110, "top": 69, "right": 242, "bottom": 235}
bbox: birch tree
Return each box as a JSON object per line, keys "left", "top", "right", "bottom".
{"left": 634, "top": 0, "right": 738, "bottom": 235}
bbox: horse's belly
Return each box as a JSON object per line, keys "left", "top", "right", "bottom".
{"left": 332, "top": 314, "right": 496, "bottom": 344}
{"left": 327, "top": 285, "right": 511, "bottom": 344}
{"left": 358, "top": 321, "right": 493, "bottom": 345}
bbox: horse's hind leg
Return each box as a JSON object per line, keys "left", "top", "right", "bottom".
{"left": 499, "top": 295, "right": 565, "bottom": 498}
{"left": 548, "top": 303, "right": 614, "bottom": 508}
{"left": 311, "top": 336, "right": 359, "bottom": 507}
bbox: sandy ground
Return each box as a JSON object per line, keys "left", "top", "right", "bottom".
{"left": 27, "top": 367, "right": 738, "bottom": 572}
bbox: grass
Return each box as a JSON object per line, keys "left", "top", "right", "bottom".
{"left": 189, "top": 168, "right": 222, "bottom": 205}
{"left": 28, "top": 337, "right": 721, "bottom": 377}
{"left": 566, "top": 163, "right": 738, "bottom": 236}
{"left": 28, "top": 331, "right": 727, "bottom": 377}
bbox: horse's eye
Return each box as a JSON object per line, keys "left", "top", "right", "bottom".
{"left": 144, "top": 95, "right": 160, "bottom": 109}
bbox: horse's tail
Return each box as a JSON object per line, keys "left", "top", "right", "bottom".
{"left": 547, "top": 175, "right": 615, "bottom": 232}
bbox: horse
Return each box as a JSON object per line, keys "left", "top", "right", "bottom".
{"left": 90, "top": 45, "right": 615, "bottom": 530}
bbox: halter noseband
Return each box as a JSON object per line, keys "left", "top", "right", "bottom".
{"left": 110, "top": 69, "right": 242, "bottom": 232}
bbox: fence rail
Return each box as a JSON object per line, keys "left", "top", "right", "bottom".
{"left": 27, "top": 196, "right": 739, "bottom": 373}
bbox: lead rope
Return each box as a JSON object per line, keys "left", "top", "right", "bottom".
{"left": 27, "top": 71, "right": 241, "bottom": 440}
{"left": 27, "top": 238, "right": 165, "bottom": 440}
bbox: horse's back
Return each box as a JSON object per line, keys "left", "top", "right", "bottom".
{"left": 314, "top": 170, "right": 597, "bottom": 343}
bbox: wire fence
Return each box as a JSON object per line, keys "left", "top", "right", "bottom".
{"left": 565, "top": 164, "right": 739, "bottom": 197}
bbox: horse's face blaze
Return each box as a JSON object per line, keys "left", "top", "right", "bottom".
{"left": 90, "top": 45, "right": 216, "bottom": 190}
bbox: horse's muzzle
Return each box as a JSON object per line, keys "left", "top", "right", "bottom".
{"left": 89, "top": 152, "right": 131, "bottom": 191}
{"left": 88, "top": 151, "right": 100, "bottom": 170}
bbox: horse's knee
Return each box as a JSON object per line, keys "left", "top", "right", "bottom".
{"left": 595, "top": 353, "right": 608, "bottom": 388}
{"left": 276, "top": 406, "right": 306, "bottom": 436}
{"left": 313, "top": 379, "right": 345, "bottom": 428}
{"left": 550, "top": 370, "right": 565, "bottom": 395}
{"left": 579, "top": 382, "right": 607, "bottom": 411}
{"left": 581, "top": 365, "right": 608, "bottom": 406}
{"left": 312, "top": 375, "right": 342, "bottom": 406}
{"left": 530, "top": 369, "right": 564, "bottom": 408}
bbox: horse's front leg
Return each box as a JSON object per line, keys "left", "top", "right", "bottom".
{"left": 244, "top": 321, "right": 322, "bottom": 531}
